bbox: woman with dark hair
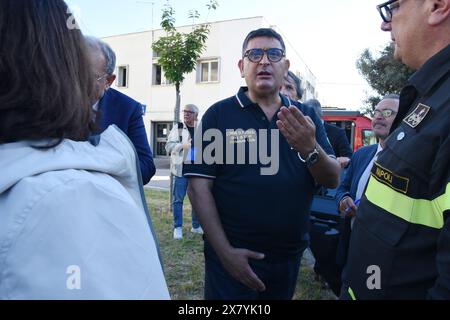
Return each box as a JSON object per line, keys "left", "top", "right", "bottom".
{"left": 0, "top": 0, "right": 169, "bottom": 299}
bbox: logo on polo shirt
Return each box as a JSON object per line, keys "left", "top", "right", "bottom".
{"left": 227, "top": 129, "right": 257, "bottom": 144}
{"left": 403, "top": 103, "right": 430, "bottom": 128}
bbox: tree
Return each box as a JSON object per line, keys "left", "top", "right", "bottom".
{"left": 356, "top": 43, "right": 414, "bottom": 115}
{"left": 152, "top": 0, "right": 218, "bottom": 124}
{"left": 152, "top": 1, "right": 218, "bottom": 210}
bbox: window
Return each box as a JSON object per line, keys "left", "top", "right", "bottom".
{"left": 152, "top": 64, "right": 171, "bottom": 85}
{"left": 117, "top": 65, "right": 128, "bottom": 87}
{"left": 153, "top": 64, "right": 162, "bottom": 85}
{"left": 199, "top": 59, "right": 219, "bottom": 83}
{"left": 153, "top": 122, "right": 173, "bottom": 156}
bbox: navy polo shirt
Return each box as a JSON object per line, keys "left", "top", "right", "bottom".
{"left": 184, "top": 87, "right": 334, "bottom": 257}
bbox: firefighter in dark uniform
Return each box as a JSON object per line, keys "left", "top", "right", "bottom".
{"left": 340, "top": 0, "right": 450, "bottom": 299}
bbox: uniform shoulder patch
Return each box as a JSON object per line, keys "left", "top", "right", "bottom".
{"left": 403, "top": 103, "right": 430, "bottom": 128}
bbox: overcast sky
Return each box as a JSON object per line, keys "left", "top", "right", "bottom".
{"left": 66, "top": 0, "right": 392, "bottom": 109}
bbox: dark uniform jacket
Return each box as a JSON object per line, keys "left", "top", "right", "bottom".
{"left": 341, "top": 45, "right": 450, "bottom": 300}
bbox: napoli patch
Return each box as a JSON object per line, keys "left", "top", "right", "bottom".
{"left": 371, "top": 161, "right": 409, "bottom": 194}
{"left": 403, "top": 103, "right": 430, "bottom": 128}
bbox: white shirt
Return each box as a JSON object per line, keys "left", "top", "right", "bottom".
{"left": 355, "top": 143, "right": 383, "bottom": 201}
{"left": 352, "top": 143, "right": 383, "bottom": 228}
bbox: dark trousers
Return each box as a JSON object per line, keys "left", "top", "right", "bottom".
{"left": 204, "top": 241, "right": 302, "bottom": 300}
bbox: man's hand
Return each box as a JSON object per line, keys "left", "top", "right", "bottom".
{"left": 219, "top": 247, "right": 266, "bottom": 292}
{"left": 337, "top": 157, "right": 351, "bottom": 168}
{"left": 276, "top": 106, "right": 316, "bottom": 157}
{"left": 182, "top": 139, "right": 192, "bottom": 150}
{"left": 339, "top": 196, "right": 358, "bottom": 218}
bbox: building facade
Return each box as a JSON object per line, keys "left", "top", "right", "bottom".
{"left": 102, "top": 16, "right": 317, "bottom": 157}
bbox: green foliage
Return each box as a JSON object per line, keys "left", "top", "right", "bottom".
{"left": 152, "top": 1, "right": 217, "bottom": 86}
{"left": 356, "top": 44, "right": 414, "bottom": 114}
{"left": 151, "top": 1, "right": 218, "bottom": 123}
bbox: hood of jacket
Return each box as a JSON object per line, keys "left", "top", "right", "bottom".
{"left": 0, "top": 126, "right": 140, "bottom": 201}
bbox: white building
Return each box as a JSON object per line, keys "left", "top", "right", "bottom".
{"left": 102, "top": 16, "right": 317, "bottom": 157}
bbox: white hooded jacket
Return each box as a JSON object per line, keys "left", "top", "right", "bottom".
{"left": 0, "top": 126, "right": 170, "bottom": 299}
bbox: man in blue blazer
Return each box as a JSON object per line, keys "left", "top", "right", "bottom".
{"left": 86, "top": 37, "right": 155, "bottom": 185}
{"left": 335, "top": 94, "right": 400, "bottom": 266}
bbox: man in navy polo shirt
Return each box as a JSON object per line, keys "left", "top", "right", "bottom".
{"left": 184, "top": 28, "right": 340, "bottom": 300}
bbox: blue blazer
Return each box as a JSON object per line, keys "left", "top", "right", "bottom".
{"left": 97, "top": 89, "right": 156, "bottom": 184}
{"left": 335, "top": 144, "right": 378, "bottom": 206}
{"left": 334, "top": 144, "right": 378, "bottom": 268}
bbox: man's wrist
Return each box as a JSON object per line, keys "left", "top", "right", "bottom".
{"left": 298, "top": 144, "right": 320, "bottom": 166}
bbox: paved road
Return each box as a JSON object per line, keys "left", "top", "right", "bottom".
{"left": 145, "top": 157, "right": 171, "bottom": 191}
{"left": 145, "top": 169, "right": 170, "bottom": 191}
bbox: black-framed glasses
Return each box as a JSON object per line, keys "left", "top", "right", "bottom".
{"left": 376, "top": 0, "right": 400, "bottom": 23}
{"left": 243, "top": 48, "right": 285, "bottom": 63}
{"left": 372, "top": 109, "right": 397, "bottom": 118}
{"left": 183, "top": 110, "right": 196, "bottom": 115}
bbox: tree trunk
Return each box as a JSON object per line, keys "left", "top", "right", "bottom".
{"left": 174, "top": 82, "right": 181, "bottom": 123}
{"left": 169, "top": 83, "right": 181, "bottom": 212}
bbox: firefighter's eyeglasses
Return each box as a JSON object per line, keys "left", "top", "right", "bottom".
{"left": 96, "top": 74, "right": 109, "bottom": 82}
{"left": 376, "top": 0, "right": 400, "bottom": 23}
{"left": 372, "top": 109, "right": 397, "bottom": 118}
{"left": 243, "top": 48, "right": 285, "bottom": 63}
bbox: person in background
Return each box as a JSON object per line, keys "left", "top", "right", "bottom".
{"left": 85, "top": 36, "right": 156, "bottom": 185}
{"left": 281, "top": 71, "right": 303, "bottom": 101}
{"left": 304, "top": 99, "right": 353, "bottom": 168}
{"left": 165, "top": 104, "right": 203, "bottom": 240}
{"left": 0, "top": 0, "right": 169, "bottom": 299}
{"left": 336, "top": 94, "right": 400, "bottom": 224}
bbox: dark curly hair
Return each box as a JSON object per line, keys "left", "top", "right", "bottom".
{"left": 0, "top": 0, "right": 95, "bottom": 144}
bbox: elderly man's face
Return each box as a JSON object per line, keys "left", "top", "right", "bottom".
{"left": 88, "top": 47, "right": 116, "bottom": 104}
{"left": 380, "top": 0, "right": 426, "bottom": 69}
{"left": 372, "top": 98, "right": 399, "bottom": 140}
{"left": 238, "top": 36, "right": 289, "bottom": 97}
{"left": 90, "top": 50, "right": 109, "bottom": 103}
{"left": 280, "top": 76, "right": 299, "bottom": 101}
{"left": 183, "top": 107, "right": 198, "bottom": 127}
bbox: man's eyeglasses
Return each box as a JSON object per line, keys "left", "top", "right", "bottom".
{"left": 376, "top": 0, "right": 400, "bottom": 23}
{"left": 96, "top": 74, "right": 109, "bottom": 82}
{"left": 243, "top": 48, "right": 285, "bottom": 63}
{"left": 183, "top": 110, "right": 196, "bottom": 115}
{"left": 372, "top": 108, "right": 397, "bottom": 118}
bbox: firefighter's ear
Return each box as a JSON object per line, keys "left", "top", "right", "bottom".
{"left": 428, "top": 0, "right": 450, "bottom": 25}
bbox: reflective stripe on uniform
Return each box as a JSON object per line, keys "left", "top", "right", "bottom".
{"left": 436, "top": 182, "right": 450, "bottom": 215}
{"left": 348, "top": 287, "right": 356, "bottom": 300}
{"left": 366, "top": 178, "right": 450, "bottom": 229}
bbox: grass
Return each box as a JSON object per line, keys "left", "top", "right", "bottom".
{"left": 145, "top": 189, "right": 336, "bottom": 300}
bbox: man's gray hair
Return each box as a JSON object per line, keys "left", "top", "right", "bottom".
{"left": 303, "top": 99, "right": 323, "bottom": 118}
{"left": 381, "top": 93, "right": 400, "bottom": 101}
{"left": 185, "top": 104, "right": 199, "bottom": 114}
{"left": 85, "top": 36, "right": 116, "bottom": 75}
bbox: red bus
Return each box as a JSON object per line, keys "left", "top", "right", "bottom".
{"left": 323, "top": 110, "right": 375, "bottom": 152}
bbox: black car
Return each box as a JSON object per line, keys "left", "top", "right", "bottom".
{"left": 309, "top": 188, "right": 344, "bottom": 296}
